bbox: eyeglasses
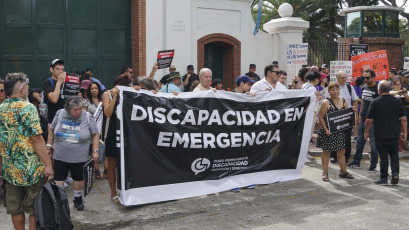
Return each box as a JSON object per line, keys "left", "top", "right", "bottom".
{"left": 19, "top": 78, "right": 29, "bottom": 91}
{"left": 272, "top": 71, "right": 281, "bottom": 75}
{"left": 363, "top": 77, "right": 371, "bottom": 80}
{"left": 170, "top": 68, "right": 176, "bottom": 71}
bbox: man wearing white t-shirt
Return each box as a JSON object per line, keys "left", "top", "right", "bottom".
{"left": 250, "top": 64, "right": 286, "bottom": 93}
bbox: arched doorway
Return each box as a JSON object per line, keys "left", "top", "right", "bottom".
{"left": 197, "top": 34, "right": 241, "bottom": 90}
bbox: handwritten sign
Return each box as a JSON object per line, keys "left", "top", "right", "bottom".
{"left": 351, "top": 50, "right": 389, "bottom": 84}
{"left": 330, "top": 61, "right": 353, "bottom": 82}
{"left": 287, "top": 43, "right": 308, "bottom": 65}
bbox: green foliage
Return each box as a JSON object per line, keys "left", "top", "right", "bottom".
{"left": 400, "top": 18, "right": 409, "bottom": 46}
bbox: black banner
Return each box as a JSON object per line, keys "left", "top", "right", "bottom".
{"left": 349, "top": 44, "right": 369, "bottom": 60}
{"left": 83, "top": 159, "right": 94, "bottom": 198}
{"left": 326, "top": 108, "right": 355, "bottom": 133}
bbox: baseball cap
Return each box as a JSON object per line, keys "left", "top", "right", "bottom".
{"left": 80, "top": 80, "right": 91, "bottom": 90}
{"left": 321, "top": 64, "right": 328, "bottom": 69}
{"left": 187, "top": 65, "right": 194, "bottom": 70}
{"left": 320, "top": 73, "right": 327, "bottom": 81}
{"left": 236, "top": 75, "right": 255, "bottom": 86}
{"left": 167, "top": 72, "right": 182, "bottom": 81}
{"left": 249, "top": 64, "right": 256, "bottom": 68}
{"left": 50, "top": 59, "right": 64, "bottom": 67}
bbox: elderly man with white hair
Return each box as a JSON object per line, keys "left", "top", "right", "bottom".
{"left": 330, "top": 71, "right": 359, "bottom": 164}
{"left": 193, "top": 68, "right": 214, "bottom": 92}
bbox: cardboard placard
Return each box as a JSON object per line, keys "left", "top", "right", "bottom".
{"left": 157, "top": 50, "right": 175, "bottom": 69}
{"left": 61, "top": 73, "right": 80, "bottom": 99}
{"left": 351, "top": 50, "right": 389, "bottom": 84}
{"left": 330, "top": 61, "right": 353, "bottom": 83}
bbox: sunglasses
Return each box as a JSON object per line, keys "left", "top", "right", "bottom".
{"left": 19, "top": 78, "right": 29, "bottom": 91}
{"left": 272, "top": 71, "right": 281, "bottom": 75}
{"left": 170, "top": 68, "right": 176, "bottom": 70}
{"left": 363, "top": 77, "right": 371, "bottom": 80}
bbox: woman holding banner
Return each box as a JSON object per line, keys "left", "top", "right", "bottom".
{"left": 317, "top": 82, "right": 354, "bottom": 182}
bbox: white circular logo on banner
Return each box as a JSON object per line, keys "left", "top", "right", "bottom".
{"left": 191, "top": 158, "right": 211, "bottom": 175}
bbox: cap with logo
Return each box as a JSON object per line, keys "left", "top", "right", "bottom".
{"left": 249, "top": 64, "right": 256, "bottom": 68}
{"left": 187, "top": 65, "right": 194, "bottom": 70}
{"left": 167, "top": 72, "right": 182, "bottom": 81}
{"left": 80, "top": 80, "right": 92, "bottom": 89}
{"left": 50, "top": 59, "right": 64, "bottom": 67}
{"left": 321, "top": 64, "right": 328, "bottom": 69}
{"left": 236, "top": 75, "right": 256, "bottom": 85}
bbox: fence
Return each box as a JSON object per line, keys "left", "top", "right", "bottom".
{"left": 304, "top": 40, "right": 349, "bottom": 66}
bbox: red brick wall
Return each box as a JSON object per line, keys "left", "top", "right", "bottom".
{"left": 131, "top": 0, "right": 146, "bottom": 80}
{"left": 197, "top": 33, "right": 241, "bottom": 90}
{"left": 338, "top": 37, "right": 405, "bottom": 70}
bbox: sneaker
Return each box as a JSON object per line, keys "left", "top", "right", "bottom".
{"left": 330, "top": 158, "right": 337, "bottom": 163}
{"left": 231, "top": 188, "right": 240, "bottom": 193}
{"left": 368, "top": 166, "right": 376, "bottom": 173}
{"left": 346, "top": 162, "right": 360, "bottom": 168}
{"left": 95, "top": 170, "right": 102, "bottom": 179}
{"left": 246, "top": 184, "right": 255, "bottom": 189}
{"left": 73, "top": 196, "right": 84, "bottom": 211}
{"left": 352, "top": 136, "right": 357, "bottom": 143}
{"left": 391, "top": 174, "right": 399, "bottom": 185}
{"left": 374, "top": 178, "right": 388, "bottom": 185}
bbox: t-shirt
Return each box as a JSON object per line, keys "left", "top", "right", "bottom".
{"left": 250, "top": 78, "right": 286, "bottom": 93}
{"left": 354, "top": 85, "right": 363, "bottom": 112}
{"left": 160, "top": 74, "right": 170, "bottom": 85}
{"left": 193, "top": 84, "right": 213, "bottom": 92}
{"left": 43, "top": 78, "right": 65, "bottom": 123}
{"left": 160, "top": 82, "right": 181, "bottom": 93}
{"left": 361, "top": 83, "right": 378, "bottom": 121}
{"left": 0, "top": 98, "right": 44, "bottom": 186}
{"left": 366, "top": 95, "right": 406, "bottom": 140}
{"left": 245, "top": 72, "right": 260, "bottom": 82}
{"left": 338, "top": 83, "right": 358, "bottom": 108}
{"left": 51, "top": 109, "right": 98, "bottom": 163}
{"left": 182, "top": 73, "right": 199, "bottom": 92}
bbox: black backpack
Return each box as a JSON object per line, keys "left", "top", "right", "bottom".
{"left": 34, "top": 181, "right": 74, "bottom": 230}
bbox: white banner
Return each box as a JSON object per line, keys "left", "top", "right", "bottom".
{"left": 116, "top": 87, "right": 316, "bottom": 206}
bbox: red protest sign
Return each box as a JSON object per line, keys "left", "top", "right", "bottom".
{"left": 351, "top": 50, "right": 389, "bottom": 84}
{"left": 157, "top": 50, "right": 175, "bottom": 69}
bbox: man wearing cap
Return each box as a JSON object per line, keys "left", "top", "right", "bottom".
{"left": 250, "top": 64, "right": 286, "bottom": 93}
{"left": 321, "top": 64, "right": 330, "bottom": 76}
{"left": 232, "top": 75, "right": 255, "bottom": 93}
{"left": 160, "top": 72, "right": 182, "bottom": 94}
{"left": 159, "top": 65, "right": 177, "bottom": 88}
{"left": 245, "top": 64, "right": 260, "bottom": 82}
{"left": 182, "top": 65, "right": 199, "bottom": 92}
{"left": 42, "top": 59, "right": 66, "bottom": 124}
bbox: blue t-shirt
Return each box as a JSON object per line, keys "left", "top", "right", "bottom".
{"left": 160, "top": 82, "right": 181, "bottom": 93}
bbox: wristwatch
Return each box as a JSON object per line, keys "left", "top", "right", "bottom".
{"left": 93, "top": 149, "right": 99, "bottom": 153}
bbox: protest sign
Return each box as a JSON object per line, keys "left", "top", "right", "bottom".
{"left": 349, "top": 44, "right": 369, "bottom": 60}
{"left": 351, "top": 50, "right": 389, "bottom": 84}
{"left": 83, "top": 159, "right": 95, "bottom": 198}
{"left": 326, "top": 108, "right": 355, "bottom": 133}
{"left": 157, "top": 50, "right": 175, "bottom": 69}
{"left": 61, "top": 73, "right": 80, "bottom": 99}
{"left": 93, "top": 102, "right": 103, "bottom": 135}
{"left": 404, "top": 57, "right": 409, "bottom": 70}
{"left": 330, "top": 61, "right": 353, "bottom": 82}
{"left": 287, "top": 43, "right": 308, "bottom": 65}
{"left": 116, "top": 87, "right": 316, "bottom": 206}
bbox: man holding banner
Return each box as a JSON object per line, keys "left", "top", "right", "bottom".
{"left": 347, "top": 69, "right": 379, "bottom": 172}
{"left": 250, "top": 64, "right": 285, "bottom": 93}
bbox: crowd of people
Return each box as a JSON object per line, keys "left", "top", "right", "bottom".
{"left": 0, "top": 58, "right": 407, "bottom": 229}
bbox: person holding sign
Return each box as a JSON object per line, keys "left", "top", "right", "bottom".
{"left": 317, "top": 82, "right": 354, "bottom": 182}
{"left": 47, "top": 96, "right": 99, "bottom": 211}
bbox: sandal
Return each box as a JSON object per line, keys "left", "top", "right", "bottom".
{"left": 112, "top": 196, "right": 120, "bottom": 203}
{"left": 95, "top": 170, "right": 102, "bottom": 179}
{"left": 322, "top": 172, "right": 329, "bottom": 182}
{"left": 339, "top": 171, "right": 354, "bottom": 179}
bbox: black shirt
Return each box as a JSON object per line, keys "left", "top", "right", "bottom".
{"left": 366, "top": 95, "right": 406, "bottom": 139}
{"left": 42, "top": 78, "right": 65, "bottom": 123}
{"left": 361, "top": 83, "right": 378, "bottom": 121}
{"left": 182, "top": 73, "right": 199, "bottom": 92}
{"left": 245, "top": 72, "right": 260, "bottom": 82}
{"left": 160, "top": 74, "right": 170, "bottom": 85}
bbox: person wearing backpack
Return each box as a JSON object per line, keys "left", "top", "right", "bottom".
{"left": 47, "top": 96, "right": 99, "bottom": 211}
{"left": 43, "top": 59, "right": 66, "bottom": 125}
{"left": 0, "top": 73, "right": 53, "bottom": 230}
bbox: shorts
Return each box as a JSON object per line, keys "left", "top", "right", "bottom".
{"left": 4, "top": 176, "right": 47, "bottom": 215}
{"left": 54, "top": 160, "right": 86, "bottom": 181}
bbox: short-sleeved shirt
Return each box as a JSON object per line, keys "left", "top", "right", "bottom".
{"left": 338, "top": 83, "right": 358, "bottom": 108}
{"left": 0, "top": 98, "right": 45, "bottom": 186}
{"left": 42, "top": 78, "right": 65, "bottom": 123}
{"left": 160, "top": 74, "right": 171, "bottom": 85}
{"left": 366, "top": 95, "right": 406, "bottom": 140}
{"left": 182, "top": 73, "right": 199, "bottom": 92}
{"left": 193, "top": 84, "right": 213, "bottom": 92}
{"left": 245, "top": 72, "right": 260, "bottom": 82}
{"left": 250, "top": 78, "right": 286, "bottom": 93}
{"left": 361, "top": 84, "right": 379, "bottom": 121}
{"left": 51, "top": 109, "right": 98, "bottom": 163}
{"left": 160, "top": 82, "right": 182, "bottom": 93}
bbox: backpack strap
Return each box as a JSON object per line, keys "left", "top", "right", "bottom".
{"left": 347, "top": 83, "right": 352, "bottom": 96}
{"left": 48, "top": 78, "right": 55, "bottom": 89}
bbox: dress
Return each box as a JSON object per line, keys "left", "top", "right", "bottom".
{"left": 316, "top": 98, "right": 346, "bottom": 151}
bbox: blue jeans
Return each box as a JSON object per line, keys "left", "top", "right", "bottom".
{"left": 353, "top": 121, "right": 378, "bottom": 167}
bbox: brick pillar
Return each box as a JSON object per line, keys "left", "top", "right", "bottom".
{"left": 131, "top": 0, "right": 146, "bottom": 79}
{"left": 338, "top": 37, "right": 405, "bottom": 69}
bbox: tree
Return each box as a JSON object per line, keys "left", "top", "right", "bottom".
{"left": 379, "top": 0, "right": 409, "bottom": 21}
{"left": 400, "top": 18, "right": 409, "bottom": 45}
